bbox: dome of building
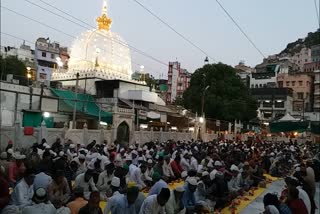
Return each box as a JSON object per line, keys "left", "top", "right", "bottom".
{"left": 67, "top": 0, "right": 132, "bottom": 80}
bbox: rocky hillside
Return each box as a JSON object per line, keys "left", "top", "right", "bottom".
{"left": 280, "top": 31, "right": 320, "bottom": 56}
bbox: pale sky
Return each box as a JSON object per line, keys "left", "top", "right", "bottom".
{"left": 1, "top": 0, "right": 318, "bottom": 78}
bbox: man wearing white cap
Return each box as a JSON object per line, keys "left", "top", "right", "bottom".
{"left": 128, "top": 159, "right": 146, "bottom": 190}
{"left": 143, "top": 159, "right": 153, "bottom": 182}
{"left": 21, "top": 187, "right": 56, "bottom": 214}
{"left": 228, "top": 164, "right": 241, "bottom": 193}
{"left": 190, "top": 154, "right": 198, "bottom": 172}
{"left": 67, "top": 144, "right": 77, "bottom": 161}
{"left": 165, "top": 186, "right": 186, "bottom": 214}
{"left": 75, "top": 154, "right": 87, "bottom": 176}
{"left": 131, "top": 150, "right": 139, "bottom": 166}
{"left": 8, "top": 153, "right": 26, "bottom": 185}
{"left": 10, "top": 168, "right": 35, "bottom": 208}
{"left": 182, "top": 177, "right": 197, "bottom": 212}
{"left": 180, "top": 151, "right": 191, "bottom": 172}
{"left": 103, "top": 177, "right": 123, "bottom": 214}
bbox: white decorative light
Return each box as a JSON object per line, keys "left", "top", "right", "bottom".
{"left": 100, "top": 121, "right": 108, "bottom": 126}
{"left": 43, "top": 112, "right": 50, "bottom": 118}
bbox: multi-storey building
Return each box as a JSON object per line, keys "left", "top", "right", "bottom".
{"left": 311, "top": 44, "right": 320, "bottom": 62}
{"left": 277, "top": 73, "right": 313, "bottom": 112}
{"left": 0, "top": 43, "right": 35, "bottom": 67}
{"left": 251, "top": 88, "right": 293, "bottom": 122}
{"left": 290, "top": 47, "right": 311, "bottom": 71}
{"left": 235, "top": 61, "right": 254, "bottom": 88}
{"left": 35, "top": 38, "right": 68, "bottom": 82}
{"left": 314, "top": 70, "right": 320, "bottom": 112}
{"left": 166, "top": 61, "right": 191, "bottom": 103}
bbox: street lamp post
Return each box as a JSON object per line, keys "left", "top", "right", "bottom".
{"left": 201, "top": 85, "right": 210, "bottom": 117}
{"left": 26, "top": 67, "right": 31, "bottom": 86}
{"left": 204, "top": 56, "right": 209, "bottom": 65}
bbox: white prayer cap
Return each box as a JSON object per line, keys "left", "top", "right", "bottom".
{"left": 143, "top": 146, "right": 148, "bottom": 150}
{"left": 214, "top": 161, "right": 222, "bottom": 166}
{"left": 174, "top": 185, "right": 185, "bottom": 192}
{"left": 120, "top": 148, "right": 125, "bottom": 152}
{"left": 69, "top": 144, "right": 76, "bottom": 149}
{"left": 131, "top": 150, "right": 138, "bottom": 155}
{"left": 202, "top": 171, "right": 209, "bottom": 177}
{"left": 138, "top": 157, "right": 144, "bottom": 161}
{"left": 295, "top": 167, "right": 301, "bottom": 172}
{"left": 207, "top": 160, "right": 214, "bottom": 168}
{"left": 147, "top": 159, "right": 153, "bottom": 164}
{"left": 290, "top": 145, "right": 295, "bottom": 152}
{"left": 270, "top": 152, "right": 275, "bottom": 156}
{"left": 7, "top": 149, "right": 13, "bottom": 154}
{"left": 138, "top": 148, "right": 142, "bottom": 152}
{"left": 197, "top": 165, "right": 203, "bottom": 173}
{"left": 129, "top": 145, "right": 134, "bottom": 150}
{"left": 14, "top": 153, "right": 26, "bottom": 160}
{"left": 210, "top": 169, "right": 217, "bottom": 180}
{"left": 187, "top": 177, "right": 198, "bottom": 186}
{"left": 230, "top": 164, "right": 240, "bottom": 172}
{"left": 293, "top": 164, "right": 300, "bottom": 168}
{"left": 181, "top": 171, "right": 188, "bottom": 178}
{"left": 111, "top": 177, "right": 120, "bottom": 187}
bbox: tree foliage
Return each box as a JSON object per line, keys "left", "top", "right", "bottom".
{"left": 0, "top": 55, "right": 27, "bottom": 79}
{"left": 182, "top": 63, "right": 257, "bottom": 121}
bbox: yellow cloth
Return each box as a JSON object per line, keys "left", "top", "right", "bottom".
{"left": 221, "top": 174, "right": 279, "bottom": 214}
{"left": 100, "top": 176, "right": 280, "bottom": 213}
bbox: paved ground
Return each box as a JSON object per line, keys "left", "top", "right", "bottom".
{"left": 240, "top": 180, "right": 320, "bottom": 214}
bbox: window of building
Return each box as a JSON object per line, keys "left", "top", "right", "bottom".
{"left": 259, "top": 84, "right": 262, "bottom": 88}
{"left": 305, "top": 59, "right": 308, "bottom": 62}
{"left": 286, "top": 81, "right": 290, "bottom": 86}
{"left": 299, "top": 81, "right": 303, "bottom": 86}
{"left": 278, "top": 81, "right": 283, "bottom": 88}
{"left": 41, "top": 52, "right": 46, "bottom": 57}
{"left": 291, "top": 81, "right": 295, "bottom": 86}
{"left": 51, "top": 53, "right": 55, "bottom": 59}
{"left": 297, "top": 92, "right": 303, "bottom": 99}
{"left": 263, "top": 101, "right": 272, "bottom": 108}
{"left": 307, "top": 81, "right": 309, "bottom": 86}
{"left": 275, "top": 100, "right": 284, "bottom": 108}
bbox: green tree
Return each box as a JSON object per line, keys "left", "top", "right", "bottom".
{"left": 183, "top": 63, "right": 257, "bottom": 121}
{"left": 139, "top": 73, "right": 156, "bottom": 91}
{"left": 0, "top": 55, "right": 27, "bottom": 80}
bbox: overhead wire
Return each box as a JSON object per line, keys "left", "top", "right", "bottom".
{"left": 314, "top": 0, "right": 320, "bottom": 28}
{"left": 129, "top": 0, "right": 217, "bottom": 62}
{"left": 1, "top": 6, "right": 161, "bottom": 74}
{"left": 214, "top": 0, "right": 266, "bottom": 58}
